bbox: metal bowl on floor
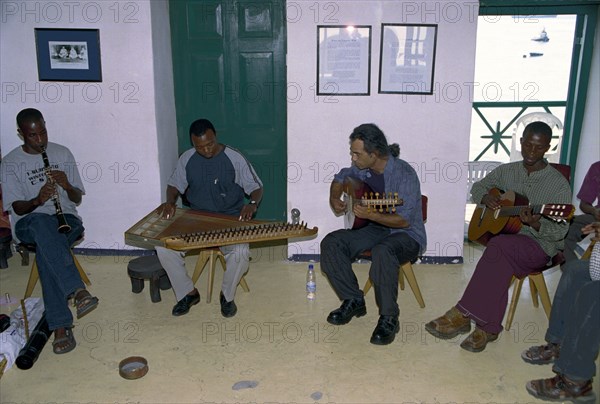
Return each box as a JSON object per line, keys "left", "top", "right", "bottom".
{"left": 118, "top": 356, "right": 148, "bottom": 380}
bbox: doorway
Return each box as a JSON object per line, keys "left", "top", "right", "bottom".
{"left": 169, "top": 0, "right": 287, "bottom": 221}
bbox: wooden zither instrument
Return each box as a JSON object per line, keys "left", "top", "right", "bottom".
{"left": 342, "top": 176, "right": 403, "bottom": 229}
{"left": 124, "top": 207, "right": 318, "bottom": 251}
{"left": 468, "top": 188, "right": 574, "bottom": 246}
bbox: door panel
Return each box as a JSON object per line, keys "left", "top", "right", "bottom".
{"left": 170, "top": 0, "right": 286, "bottom": 220}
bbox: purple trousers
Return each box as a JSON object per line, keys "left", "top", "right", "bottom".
{"left": 457, "top": 234, "right": 550, "bottom": 334}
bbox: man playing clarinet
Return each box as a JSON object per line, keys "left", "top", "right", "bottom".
{"left": 0, "top": 108, "right": 98, "bottom": 355}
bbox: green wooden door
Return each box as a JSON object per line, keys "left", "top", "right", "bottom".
{"left": 169, "top": 0, "right": 287, "bottom": 221}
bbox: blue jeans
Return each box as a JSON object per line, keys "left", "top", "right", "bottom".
{"left": 16, "top": 213, "right": 85, "bottom": 331}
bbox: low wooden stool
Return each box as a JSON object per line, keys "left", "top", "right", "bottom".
{"left": 0, "top": 228, "right": 12, "bottom": 269}
{"left": 127, "top": 255, "right": 172, "bottom": 303}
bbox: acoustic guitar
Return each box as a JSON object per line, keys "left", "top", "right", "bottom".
{"left": 468, "top": 188, "right": 574, "bottom": 246}
{"left": 342, "top": 176, "right": 403, "bottom": 229}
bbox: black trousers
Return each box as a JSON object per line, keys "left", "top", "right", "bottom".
{"left": 320, "top": 224, "right": 420, "bottom": 317}
{"left": 546, "top": 259, "right": 600, "bottom": 381}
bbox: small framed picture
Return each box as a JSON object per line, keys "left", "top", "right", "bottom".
{"left": 379, "top": 24, "right": 437, "bottom": 94}
{"left": 317, "top": 25, "right": 372, "bottom": 96}
{"left": 34, "top": 28, "right": 102, "bottom": 82}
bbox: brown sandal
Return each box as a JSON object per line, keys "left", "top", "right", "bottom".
{"left": 72, "top": 289, "right": 99, "bottom": 319}
{"left": 521, "top": 343, "right": 560, "bottom": 365}
{"left": 526, "top": 374, "right": 595, "bottom": 402}
{"left": 52, "top": 327, "right": 76, "bottom": 354}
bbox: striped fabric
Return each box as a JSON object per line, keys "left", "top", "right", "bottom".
{"left": 590, "top": 242, "right": 600, "bottom": 281}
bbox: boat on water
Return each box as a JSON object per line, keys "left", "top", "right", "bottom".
{"left": 532, "top": 29, "right": 549, "bottom": 42}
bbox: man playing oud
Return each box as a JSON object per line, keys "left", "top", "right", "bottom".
{"left": 425, "top": 121, "right": 572, "bottom": 353}
{"left": 320, "top": 123, "right": 426, "bottom": 345}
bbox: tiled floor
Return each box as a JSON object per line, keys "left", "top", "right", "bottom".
{"left": 0, "top": 243, "right": 598, "bottom": 403}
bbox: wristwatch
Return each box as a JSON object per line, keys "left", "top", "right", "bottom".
{"left": 249, "top": 200, "right": 257, "bottom": 206}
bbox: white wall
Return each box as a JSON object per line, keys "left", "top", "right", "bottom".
{"left": 1, "top": 1, "right": 598, "bottom": 258}
{"left": 0, "top": 0, "right": 177, "bottom": 250}
{"left": 287, "top": 1, "right": 479, "bottom": 259}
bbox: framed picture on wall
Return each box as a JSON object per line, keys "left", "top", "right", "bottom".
{"left": 317, "top": 25, "right": 372, "bottom": 95}
{"left": 379, "top": 24, "right": 437, "bottom": 94}
{"left": 34, "top": 28, "right": 102, "bottom": 82}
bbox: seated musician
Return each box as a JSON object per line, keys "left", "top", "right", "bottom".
{"left": 0, "top": 108, "right": 98, "bottom": 355}
{"left": 156, "top": 118, "right": 263, "bottom": 318}
{"left": 523, "top": 221, "right": 599, "bottom": 402}
{"left": 320, "top": 123, "right": 426, "bottom": 345}
{"left": 425, "top": 121, "right": 571, "bottom": 352}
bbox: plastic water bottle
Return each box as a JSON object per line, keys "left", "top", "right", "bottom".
{"left": 306, "top": 264, "right": 316, "bottom": 300}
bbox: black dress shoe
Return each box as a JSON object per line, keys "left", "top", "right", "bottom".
{"left": 220, "top": 292, "right": 237, "bottom": 318}
{"left": 327, "top": 298, "right": 367, "bottom": 325}
{"left": 172, "top": 291, "right": 200, "bottom": 316}
{"left": 370, "top": 315, "right": 399, "bottom": 345}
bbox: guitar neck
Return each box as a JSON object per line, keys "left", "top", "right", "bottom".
{"left": 357, "top": 198, "right": 398, "bottom": 206}
{"left": 475, "top": 203, "right": 567, "bottom": 218}
{"left": 496, "top": 204, "right": 544, "bottom": 217}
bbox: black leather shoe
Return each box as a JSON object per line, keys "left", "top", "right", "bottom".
{"left": 327, "top": 298, "right": 367, "bottom": 325}
{"left": 220, "top": 292, "right": 237, "bottom": 318}
{"left": 370, "top": 315, "right": 400, "bottom": 345}
{"left": 172, "top": 291, "right": 200, "bottom": 316}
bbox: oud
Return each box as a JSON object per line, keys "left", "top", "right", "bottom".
{"left": 342, "top": 176, "right": 403, "bottom": 229}
{"left": 468, "top": 188, "right": 574, "bottom": 246}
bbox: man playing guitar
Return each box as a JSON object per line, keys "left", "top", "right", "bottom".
{"left": 425, "top": 121, "right": 572, "bottom": 353}
{"left": 321, "top": 123, "right": 426, "bottom": 345}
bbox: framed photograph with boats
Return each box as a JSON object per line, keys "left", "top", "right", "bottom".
{"left": 379, "top": 23, "right": 437, "bottom": 94}
{"left": 35, "top": 28, "right": 102, "bottom": 82}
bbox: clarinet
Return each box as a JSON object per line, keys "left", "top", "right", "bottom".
{"left": 40, "top": 146, "right": 71, "bottom": 233}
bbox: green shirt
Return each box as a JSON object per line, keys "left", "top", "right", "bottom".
{"left": 470, "top": 161, "right": 572, "bottom": 258}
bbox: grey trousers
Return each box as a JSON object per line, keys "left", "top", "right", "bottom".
{"left": 156, "top": 243, "right": 250, "bottom": 303}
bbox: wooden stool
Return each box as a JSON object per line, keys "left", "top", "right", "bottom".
{"left": 505, "top": 272, "right": 552, "bottom": 331}
{"left": 24, "top": 247, "right": 91, "bottom": 299}
{"left": 191, "top": 248, "right": 249, "bottom": 304}
{"left": 127, "top": 255, "right": 172, "bottom": 303}
{"left": 362, "top": 258, "right": 426, "bottom": 308}
{"left": 0, "top": 228, "right": 12, "bottom": 269}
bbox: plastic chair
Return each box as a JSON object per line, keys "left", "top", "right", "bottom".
{"left": 504, "top": 163, "right": 571, "bottom": 331}
{"left": 360, "top": 195, "right": 428, "bottom": 308}
{"left": 191, "top": 248, "right": 250, "bottom": 304}
{"left": 510, "top": 112, "right": 563, "bottom": 163}
{"left": 466, "top": 161, "right": 502, "bottom": 202}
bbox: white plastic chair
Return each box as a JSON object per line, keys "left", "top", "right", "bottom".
{"left": 465, "top": 160, "right": 502, "bottom": 238}
{"left": 510, "top": 112, "right": 563, "bottom": 163}
{"left": 466, "top": 160, "right": 502, "bottom": 202}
